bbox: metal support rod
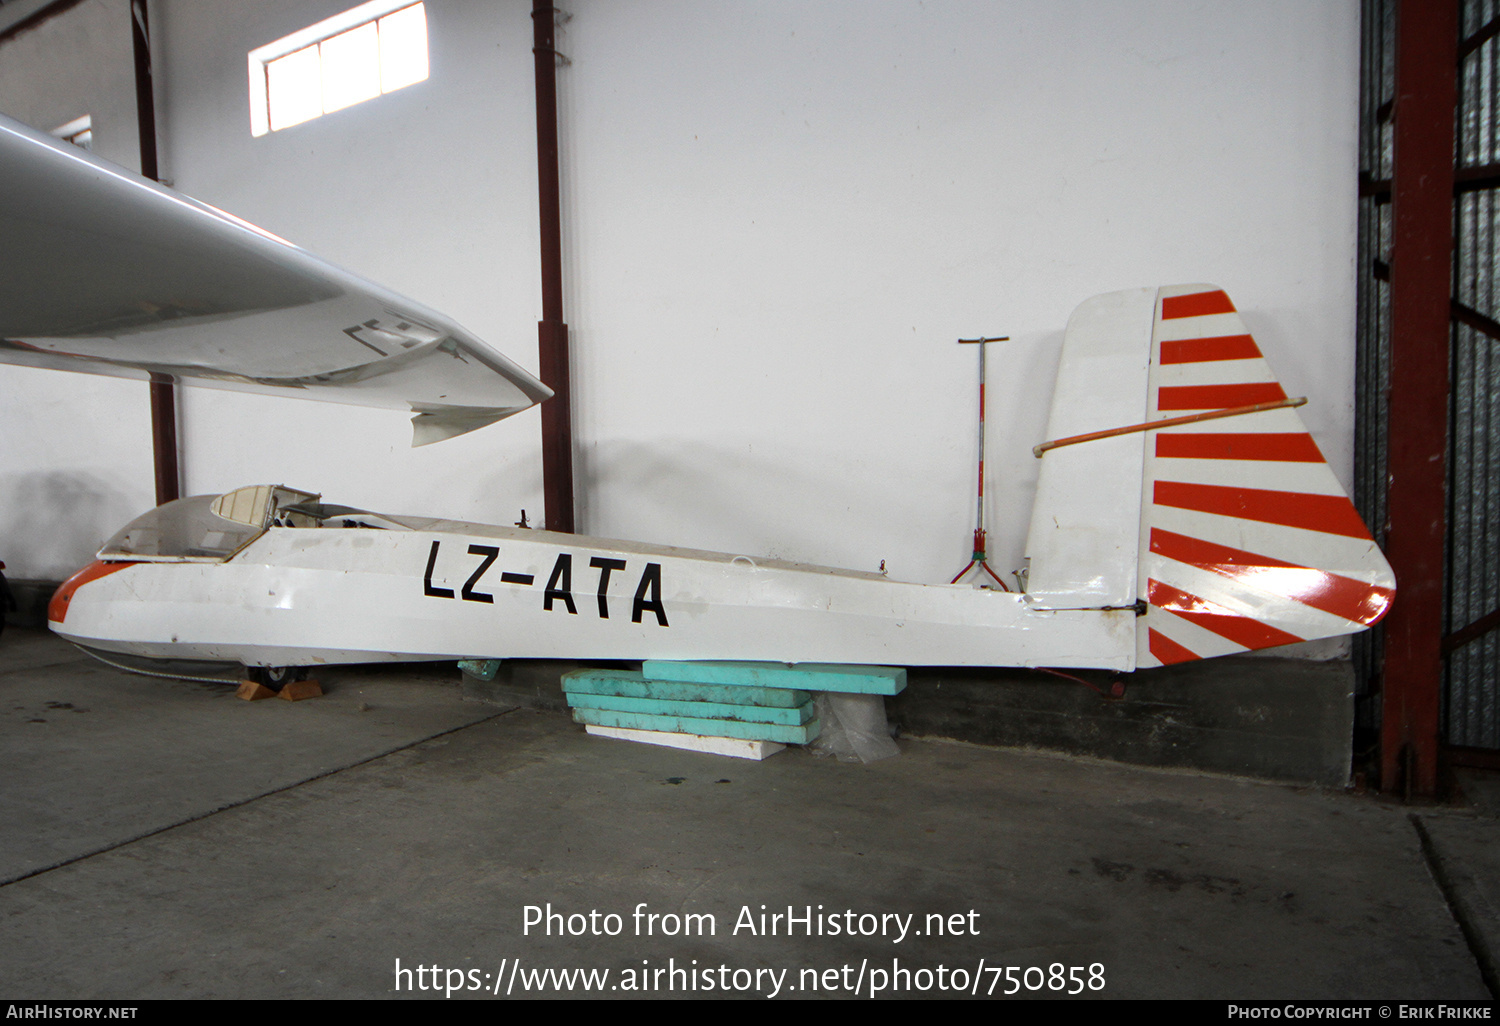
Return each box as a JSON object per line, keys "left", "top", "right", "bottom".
{"left": 532, "top": 0, "right": 574, "bottom": 533}
{"left": 1032, "top": 397, "right": 1308, "bottom": 458}
{"left": 972, "top": 339, "right": 989, "bottom": 537}
{"left": 131, "top": 0, "right": 178, "bottom": 506}
{"left": 1381, "top": 0, "right": 1457, "bottom": 798}
{"left": 950, "top": 336, "right": 1009, "bottom": 589}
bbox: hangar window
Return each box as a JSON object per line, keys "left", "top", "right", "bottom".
{"left": 248, "top": 1, "right": 428, "bottom": 137}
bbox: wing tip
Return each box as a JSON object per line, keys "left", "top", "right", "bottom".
{"left": 410, "top": 405, "right": 533, "bottom": 446}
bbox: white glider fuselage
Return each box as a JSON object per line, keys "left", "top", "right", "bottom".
{"left": 51, "top": 517, "right": 1137, "bottom": 671}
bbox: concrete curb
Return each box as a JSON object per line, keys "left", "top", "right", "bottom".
{"left": 1411, "top": 812, "right": 1500, "bottom": 999}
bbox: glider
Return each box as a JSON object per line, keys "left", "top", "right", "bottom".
{"left": 0, "top": 112, "right": 1394, "bottom": 680}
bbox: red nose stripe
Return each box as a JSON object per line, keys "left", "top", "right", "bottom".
{"left": 49, "top": 560, "right": 136, "bottom": 624}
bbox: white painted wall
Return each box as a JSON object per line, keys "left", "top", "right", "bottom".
{"left": 152, "top": 0, "right": 548, "bottom": 538}
{"left": 0, "top": 0, "right": 156, "bottom": 580}
{"left": 0, "top": 0, "right": 1359, "bottom": 600}
{"left": 561, "top": 0, "right": 1360, "bottom": 586}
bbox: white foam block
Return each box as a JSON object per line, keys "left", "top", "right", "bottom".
{"left": 584, "top": 724, "right": 785, "bottom": 761}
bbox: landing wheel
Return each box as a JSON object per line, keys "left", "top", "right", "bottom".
{"left": 248, "top": 665, "right": 307, "bottom": 692}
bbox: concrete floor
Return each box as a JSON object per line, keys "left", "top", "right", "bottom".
{"left": 0, "top": 626, "right": 1495, "bottom": 1000}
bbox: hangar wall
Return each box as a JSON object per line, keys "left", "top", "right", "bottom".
{"left": 0, "top": 1, "right": 1360, "bottom": 613}
{"left": 0, "top": 0, "right": 155, "bottom": 580}
{"left": 555, "top": 0, "right": 1359, "bottom": 590}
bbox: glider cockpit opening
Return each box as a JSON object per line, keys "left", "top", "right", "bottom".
{"left": 99, "top": 485, "right": 320, "bottom": 563}
{"left": 95, "top": 484, "right": 419, "bottom": 565}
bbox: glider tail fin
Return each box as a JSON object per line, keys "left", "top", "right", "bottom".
{"left": 1025, "top": 285, "right": 1395, "bottom": 670}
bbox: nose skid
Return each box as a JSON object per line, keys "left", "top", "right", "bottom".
{"left": 49, "top": 560, "right": 136, "bottom": 625}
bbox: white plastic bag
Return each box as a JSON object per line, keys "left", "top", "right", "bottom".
{"left": 810, "top": 693, "right": 900, "bottom": 763}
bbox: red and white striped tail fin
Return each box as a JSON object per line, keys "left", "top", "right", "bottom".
{"left": 1135, "top": 285, "right": 1395, "bottom": 668}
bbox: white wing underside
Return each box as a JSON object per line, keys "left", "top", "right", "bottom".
{"left": 0, "top": 113, "right": 551, "bottom": 445}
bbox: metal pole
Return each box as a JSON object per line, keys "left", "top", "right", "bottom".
{"left": 975, "top": 340, "right": 986, "bottom": 538}
{"left": 532, "top": 0, "right": 574, "bottom": 533}
{"left": 951, "top": 336, "right": 1009, "bottom": 589}
{"left": 131, "top": 0, "right": 179, "bottom": 506}
{"left": 1381, "top": 0, "right": 1456, "bottom": 797}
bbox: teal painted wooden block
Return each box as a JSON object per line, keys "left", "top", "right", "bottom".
{"left": 457, "top": 658, "right": 502, "bottom": 681}
{"left": 570, "top": 706, "right": 821, "bottom": 745}
{"left": 561, "top": 669, "right": 811, "bottom": 708}
{"left": 641, "top": 660, "right": 907, "bottom": 696}
{"left": 566, "top": 691, "right": 815, "bottom": 726}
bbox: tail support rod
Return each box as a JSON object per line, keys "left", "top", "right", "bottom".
{"left": 1032, "top": 397, "right": 1307, "bottom": 459}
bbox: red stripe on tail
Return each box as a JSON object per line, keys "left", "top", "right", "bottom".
{"left": 1149, "top": 528, "right": 1394, "bottom": 625}
{"left": 1157, "top": 382, "right": 1287, "bottom": 411}
{"left": 1148, "top": 628, "right": 1200, "bottom": 666}
{"left": 1161, "top": 290, "right": 1236, "bottom": 319}
{"left": 1154, "top": 480, "right": 1373, "bottom": 539}
{"left": 1159, "top": 334, "right": 1262, "bottom": 364}
{"left": 1148, "top": 579, "right": 1306, "bottom": 649}
{"left": 1155, "top": 432, "right": 1325, "bottom": 462}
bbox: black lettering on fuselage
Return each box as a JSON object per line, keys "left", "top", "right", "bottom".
{"left": 425, "top": 541, "right": 532, "bottom": 602}
{"left": 632, "top": 562, "right": 669, "bottom": 626}
{"left": 462, "top": 545, "right": 499, "bottom": 603}
{"left": 426, "top": 543, "right": 667, "bottom": 626}
{"left": 589, "top": 557, "right": 627, "bottom": 618}
{"left": 544, "top": 553, "right": 577, "bottom": 614}
{"left": 424, "top": 540, "right": 455, "bottom": 598}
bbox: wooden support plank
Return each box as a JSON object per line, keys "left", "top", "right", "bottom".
{"left": 571, "top": 706, "right": 821, "bottom": 744}
{"left": 277, "top": 679, "right": 323, "bottom": 702}
{"left": 562, "top": 669, "right": 811, "bottom": 707}
{"left": 642, "top": 660, "right": 907, "bottom": 696}
{"left": 566, "top": 691, "right": 815, "bottom": 726}
{"left": 584, "top": 724, "right": 785, "bottom": 761}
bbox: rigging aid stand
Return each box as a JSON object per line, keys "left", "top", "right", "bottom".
{"left": 947, "top": 335, "right": 1125, "bottom": 699}
{"left": 949, "top": 335, "right": 1011, "bottom": 590}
